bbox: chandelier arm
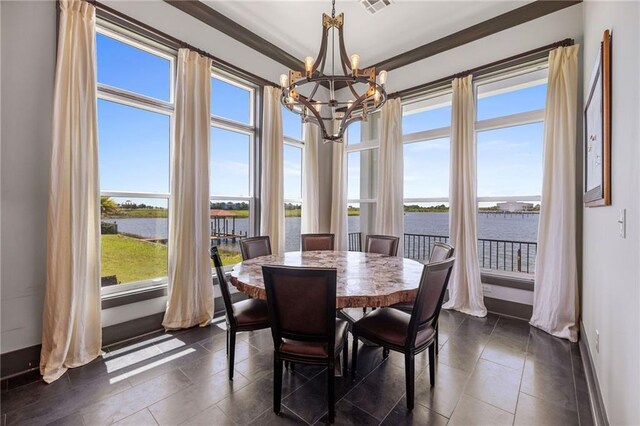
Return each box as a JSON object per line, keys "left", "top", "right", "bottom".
{"left": 311, "top": 25, "right": 330, "bottom": 75}
{"left": 339, "top": 90, "right": 369, "bottom": 132}
{"left": 307, "top": 50, "right": 328, "bottom": 100}
{"left": 296, "top": 95, "right": 325, "bottom": 133}
{"left": 344, "top": 79, "right": 360, "bottom": 99}
{"left": 337, "top": 25, "right": 354, "bottom": 73}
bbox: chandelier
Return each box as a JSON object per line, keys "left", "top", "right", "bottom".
{"left": 279, "top": 0, "right": 388, "bottom": 142}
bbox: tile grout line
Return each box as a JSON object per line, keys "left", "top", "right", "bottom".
{"left": 569, "top": 344, "right": 583, "bottom": 426}
{"left": 512, "top": 320, "right": 532, "bottom": 425}
{"left": 457, "top": 315, "right": 524, "bottom": 419}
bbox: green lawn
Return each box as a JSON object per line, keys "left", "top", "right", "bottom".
{"left": 101, "top": 234, "right": 242, "bottom": 284}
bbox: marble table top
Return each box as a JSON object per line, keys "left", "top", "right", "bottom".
{"left": 230, "top": 251, "right": 425, "bottom": 309}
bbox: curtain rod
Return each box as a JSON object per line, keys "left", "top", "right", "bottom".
{"left": 79, "top": 0, "right": 279, "bottom": 88}
{"left": 388, "top": 38, "right": 575, "bottom": 100}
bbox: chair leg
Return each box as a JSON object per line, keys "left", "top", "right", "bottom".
{"left": 274, "top": 353, "right": 283, "bottom": 415}
{"left": 351, "top": 334, "right": 359, "bottom": 380}
{"left": 328, "top": 360, "right": 336, "bottom": 423}
{"left": 428, "top": 344, "right": 435, "bottom": 387}
{"left": 362, "top": 307, "right": 367, "bottom": 314}
{"left": 284, "top": 360, "right": 289, "bottom": 369}
{"left": 342, "top": 335, "right": 349, "bottom": 377}
{"left": 225, "top": 327, "right": 229, "bottom": 355}
{"left": 435, "top": 327, "right": 439, "bottom": 355}
{"left": 405, "top": 353, "right": 415, "bottom": 410}
{"left": 382, "top": 347, "right": 390, "bottom": 359}
{"left": 228, "top": 330, "right": 236, "bottom": 380}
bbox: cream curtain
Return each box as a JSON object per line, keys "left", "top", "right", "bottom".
{"left": 330, "top": 140, "right": 348, "bottom": 250}
{"left": 40, "top": 0, "right": 101, "bottom": 383}
{"left": 530, "top": 45, "right": 580, "bottom": 342}
{"left": 375, "top": 99, "right": 404, "bottom": 256}
{"left": 301, "top": 123, "right": 320, "bottom": 234}
{"left": 162, "top": 49, "right": 214, "bottom": 330}
{"left": 443, "top": 76, "right": 487, "bottom": 318}
{"left": 260, "top": 87, "right": 285, "bottom": 254}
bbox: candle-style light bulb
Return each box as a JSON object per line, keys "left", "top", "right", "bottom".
{"left": 379, "top": 70, "right": 388, "bottom": 86}
{"left": 304, "top": 56, "right": 314, "bottom": 75}
{"left": 350, "top": 54, "right": 360, "bottom": 75}
{"left": 313, "top": 102, "right": 322, "bottom": 113}
{"left": 374, "top": 89, "right": 380, "bottom": 103}
{"left": 280, "top": 74, "right": 289, "bottom": 88}
{"left": 347, "top": 100, "right": 353, "bottom": 110}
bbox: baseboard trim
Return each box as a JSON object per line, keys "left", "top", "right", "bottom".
{"left": 579, "top": 321, "right": 609, "bottom": 426}
{"left": 484, "top": 296, "right": 532, "bottom": 320}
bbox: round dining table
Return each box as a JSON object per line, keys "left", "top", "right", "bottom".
{"left": 230, "top": 250, "right": 425, "bottom": 309}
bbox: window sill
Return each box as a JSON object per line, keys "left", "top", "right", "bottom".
{"left": 101, "top": 266, "right": 236, "bottom": 309}
{"left": 480, "top": 269, "right": 534, "bottom": 291}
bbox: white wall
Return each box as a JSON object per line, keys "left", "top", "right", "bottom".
{"left": 0, "top": 0, "right": 56, "bottom": 354}
{"left": 581, "top": 2, "right": 640, "bottom": 424}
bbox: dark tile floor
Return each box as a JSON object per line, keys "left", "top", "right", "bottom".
{"left": 1, "top": 310, "right": 593, "bottom": 425}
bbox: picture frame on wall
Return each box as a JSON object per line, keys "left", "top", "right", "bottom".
{"left": 584, "top": 29, "right": 612, "bottom": 207}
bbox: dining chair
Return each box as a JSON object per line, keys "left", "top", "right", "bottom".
{"left": 211, "top": 246, "right": 270, "bottom": 380}
{"left": 389, "top": 242, "right": 454, "bottom": 354}
{"left": 351, "top": 257, "right": 455, "bottom": 410}
{"left": 362, "top": 234, "right": 400, "bottom": 313}
{"left": 390, "top": 242, "right": 454, "bottom": 313}
{"left": 301, "top": 233, "right": 335, "bottom": 251}
{"left": 262, "top": 265, "right": 348, "bottom": 423}
{"left": 240, "top": 236, "right": 272, "bottom": 260}
{"left": 365, "top": 234, "right": 399, "bottom": 256}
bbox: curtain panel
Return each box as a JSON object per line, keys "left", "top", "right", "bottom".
{"left": 162, "top": 49, "right": 215, "bottom": 330}
{"left": 40, "top": 0, "right": 102, "bottom": 383}
{"left": 260, "top": 87, "right": 285, "bottom": 254}
{"left": 375, "top": 99, "right": 404, "bottom": 256}
{"left": 530, "top": 45, "right": 580, "bottom": 342}
{"left": 301, "top": 123, "right": 320, "bottom": 234}
{"left": 443, "top": 75, "right": 487, "bottom": 318}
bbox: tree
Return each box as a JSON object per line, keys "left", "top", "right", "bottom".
{"left": 101, "top": 196, "right": 120, "bottom": 217}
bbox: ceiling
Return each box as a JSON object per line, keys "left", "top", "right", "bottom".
{"left": 201, "top": 0, "right": 535, "bottom": 68}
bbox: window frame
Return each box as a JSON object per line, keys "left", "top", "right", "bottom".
{"left": 208, "top": 71, "right": 258, "bottom": 268}
{"left": 282, "top": 108, "right": 304, "bottom": 252}
{"left": 474, "top": 64, "right": 548, "bottom": 206}
{"left": 97, "top": 22, "right": 176, "bottom": 297}
{"left": 97, "top": 22, "right": 261, "bottom": 296}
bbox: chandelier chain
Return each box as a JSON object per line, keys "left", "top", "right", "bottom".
{"left": 331, "top": 0, "right": 335, "bottom": 18}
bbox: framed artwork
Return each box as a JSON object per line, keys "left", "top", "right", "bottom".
{"left": 584, "top": 30, "right": 611, "bottom": 207}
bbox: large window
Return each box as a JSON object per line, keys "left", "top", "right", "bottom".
{"left": 402, "top": 93, "right": 452, "bottom": 260}
{"left": 97, "top": 26, "right": 174, "bottom": 292}
{"left": 475, "top": 67, "right": 546, "bottom": 274}
{"left": 210, "top": 73, "right": 257, "bottom": 265}
{"left": 97, "top": 23, "right": 259, "bottom": 295}
{"left": 282, "top": 107, "right": 303, "bottom": 252}
{"left": 401, "top": 65, "right": 546, "bottom": 275}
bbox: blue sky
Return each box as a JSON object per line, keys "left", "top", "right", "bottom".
{"left": 97, "top": 32, "right": 545, "bottom": 209}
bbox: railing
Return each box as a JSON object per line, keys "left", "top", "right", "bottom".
{"left": 348, "top": 232, "right": 362, "bottom": 252}
{"left": 348, "top": 232, "right": 537, "bottom": 274}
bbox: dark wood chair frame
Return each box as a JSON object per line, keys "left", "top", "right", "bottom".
{"left": 262, "top": 265, "right": 348, "bottom": 423}
{"left": 239, "top": 235, "right": 272, "bottom": 260}
{"left": 300, "top": 233, "right": 335, "bottom": 251}
{"left": 391, "top": 242, "right": 455, "bottom": 354}
{"left": 364, "top": 234, "right": 400, "bottom": 256}
{"left": 211, "top": 246, "right": 270, "bottom": 380}
{"left": 351, "top": 257, "right": 455, "bottom": 410}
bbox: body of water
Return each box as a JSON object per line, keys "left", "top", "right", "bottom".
{"left": 106, "top": 213, "right": 539, "bottom": 246}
